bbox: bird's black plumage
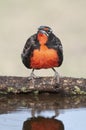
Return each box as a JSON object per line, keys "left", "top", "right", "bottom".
{"left": 21, "top": 27, "right": 63, "bottom": 69}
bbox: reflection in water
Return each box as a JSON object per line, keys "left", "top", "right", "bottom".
{"left": 21, "top": 94, "right": 65, "bottom": 130}
{"left": 23, "top": 116, "right": 64, "bottom": 130}
{"left": 0, "top": 95, "right": 86, "bottom": 130}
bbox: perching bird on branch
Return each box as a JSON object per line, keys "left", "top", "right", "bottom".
{"left": 21, "top": 26, "right": 63, "bottom": 84}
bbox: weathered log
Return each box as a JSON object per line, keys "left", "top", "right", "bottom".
{"left": 0, "top": 76, "right": 86, "bottom": 95}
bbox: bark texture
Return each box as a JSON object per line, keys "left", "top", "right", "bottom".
{"left": 0, "top": 76, "right": 86, "bottom": 95}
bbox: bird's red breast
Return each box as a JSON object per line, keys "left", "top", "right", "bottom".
{"left": 30, "top": 33, "right": 59, "bottom": 69}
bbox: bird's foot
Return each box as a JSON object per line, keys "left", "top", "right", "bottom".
{"left": 30, "top": 72, "right": 37, "bottom": 79}
{"left": 28, "top": 69, "right": 37, "bottom": 80}
{"left": 54, "top": 71, "right": 60, "bottom": 84}
{"left": 52, "top": 68, "right": 60, "bottom": 87}
{"left": 28, "top": 70, "right": 36, "bottom": 88}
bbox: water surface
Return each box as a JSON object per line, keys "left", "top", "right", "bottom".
{"left": 0, "top": 94, "right": 86, "bottom": 130}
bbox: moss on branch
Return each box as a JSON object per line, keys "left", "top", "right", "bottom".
{"left": 0, "top": 76, "right": 86, "bottom": 95}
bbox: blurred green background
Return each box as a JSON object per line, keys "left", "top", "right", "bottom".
{"left": 0, "top": 0, "right": 86, "bottom": 78}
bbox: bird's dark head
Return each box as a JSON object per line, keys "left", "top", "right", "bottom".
{"left": 37, "top": 26, "right": 52, "bottom": 45}
{"left": 38, "top": 26, "right": 52, "bottom": 36}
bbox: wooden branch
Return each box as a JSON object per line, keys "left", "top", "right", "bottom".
{"left": 0, "top": 76, "right": 86, "bottom": 95}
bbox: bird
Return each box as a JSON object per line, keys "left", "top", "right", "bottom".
{"left": 21, "top": 26, "right": 63, "bottom": 84}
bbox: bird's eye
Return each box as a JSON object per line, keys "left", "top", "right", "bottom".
{"left": 47, "top": 30, "right": 51, "bottom": 34}
{"left": 43, "top": 28, "right": 51, "bottom": 34}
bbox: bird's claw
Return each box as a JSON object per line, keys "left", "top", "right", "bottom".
{"left": 30, "top": 72, "right": 37, "bottom": 79}
{"left": 54, "top": 71, "right": 60, "bottom": 84}
{"left": 52, "top": 68, "right": 60, "bottom": 84}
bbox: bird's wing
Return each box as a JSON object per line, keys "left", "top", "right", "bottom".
{"left": 46, "top": 33, "right": 63, "bottom": 66}
{"left": 21, "top": 34, "right": 37, "bottom": 68}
